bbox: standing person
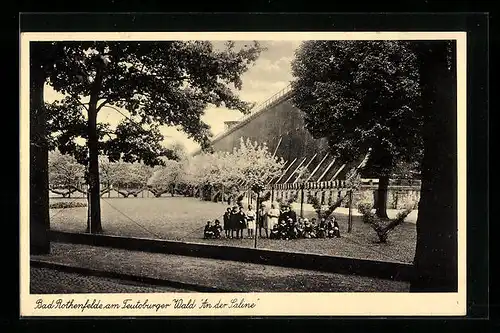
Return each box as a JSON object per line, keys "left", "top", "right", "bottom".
{"left": 246, "top": 204, "right": 256, "bottom": 239}
{"left": 223, "top": 207, "right": 232, "bottom": 238}
{"left": 258, "top": 203, "right": 269, "bottom": 238}
{"left": 237, "top": 206, "right": 247, "bottom": 239}
{"left": 230, "top": 206, "right": 239, "bottom": 239}
{"left": 268, "top": 203, "right": 280, "bottom": 231}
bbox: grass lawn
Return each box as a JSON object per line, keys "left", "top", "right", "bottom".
{"left": 49, "top": 196, "right": 417, "bottom": 264}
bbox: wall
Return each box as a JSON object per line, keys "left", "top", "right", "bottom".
{"left": 49, "top": 230, "right": 414, "bottom": 281}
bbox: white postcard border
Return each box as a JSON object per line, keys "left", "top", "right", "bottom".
{"left": 19, "top": 31, "right": 467, "bottom": 317}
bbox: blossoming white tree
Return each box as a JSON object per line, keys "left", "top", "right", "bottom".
{"left": 112, "top": 162, "right": 153, "bottom": 197}
{"left": 48, "top": 150, "right": 86, "bottom": 197}
{"left": 232, "top": 138, "right": 285, "bottom": 192}
{"left": 184, "top": 138, "right": 285, "bottom": 203}
{"left": 147, "top": 158, "right": 185, "bottom": 197}
{"left": 98, "top": 156, "right": 126, "bottom": 196}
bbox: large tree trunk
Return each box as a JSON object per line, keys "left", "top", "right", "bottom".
{"left": 411, "top": 41, "right": 457, "bottom": 292}
{"left": 375, "top": 175, "right": 389, "bottom": 218}
{"left": 30, "top": 44, "right": 50, "bottom": 254}
{"left": 86, "top": 88, "right": 103, "bottom": 233}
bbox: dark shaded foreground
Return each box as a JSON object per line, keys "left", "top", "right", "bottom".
{"left": 31, "top": 242, "right": 409, "bottom": 293}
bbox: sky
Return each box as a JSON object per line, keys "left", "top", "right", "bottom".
{"left": 44, "top": 40, "right": 305, "bottom": 154}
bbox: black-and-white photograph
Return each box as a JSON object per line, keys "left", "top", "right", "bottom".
{"left": 21, "top": 30, "right": 467, "bottom": 316}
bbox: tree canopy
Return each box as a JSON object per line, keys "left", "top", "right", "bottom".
{"left": 39, "top": 40, "right": 265, "bottom": 232}
{"left": 291, "top": 40, "right": 423, "bottom": 176}
{"left": 45, "top": 40, "right": 265, "bottom": 165}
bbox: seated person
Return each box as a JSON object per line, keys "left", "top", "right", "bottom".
{"left": 326, "top": 218, "right": 335, "bottom": 238}
{"left": 310, "top": 218, "right": 318, "bottom": 237}
{"left": 303, "top": 218, "right": 313, "bottom": 239}
{"left": 203, "top": 221, "right": 214, "bottom": 239}
{"left": 332, "top": 218, "right": 341, "bottom": 238}
{"left": 212, "top": 219, "right": 223, "bottom": 239}
{"left": 286, "top": 217, "right": 297, "bottom": 239}
{"left": 278, "top": 220, "right": 289, "bottom": 240}
{"left": 295, "top": 218, "right": 305, "bottom": 238}
{"left": 317, "top": 218, "right": 327, "bottom": 238}
{"left": 269, "top": 224, "right": 280, "bottom": 239}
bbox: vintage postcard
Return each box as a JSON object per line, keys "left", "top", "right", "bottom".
{"left": 20, "top": 31, "right": 467, "bottom": 317}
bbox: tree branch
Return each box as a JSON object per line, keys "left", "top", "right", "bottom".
{"left": 70, "top": 94, "right": 89, "bottom": 112}
{"left": 96, "top": 98, "right": 109, "bottom": 112}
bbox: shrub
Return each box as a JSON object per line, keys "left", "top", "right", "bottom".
{"left": 49, "top": 201, "right": 87, "bottom": 209}
{"left": 357, "top": 202, "right": 374, "bottom": 223}
{"left": 359, "top": 199, "right": 417, "bottom": 243}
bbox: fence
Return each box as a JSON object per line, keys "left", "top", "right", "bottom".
{"left": 271, "top": 185, "right": 421, "bottom": 210}
{"left": 49, "top": 186, "right": 161, "bottom": 199}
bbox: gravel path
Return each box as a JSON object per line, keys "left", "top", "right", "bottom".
{"left": 31, "top": 243, "right": 410, "bottom": 293}
{"left": 31, "top": 267, "right": 188, "bottom": 294}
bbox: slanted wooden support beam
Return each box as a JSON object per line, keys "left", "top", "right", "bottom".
{"left": 293, "top": 154, "right": 317, "bottom": 183}
{"left": 305, "top": 153, "right": 329, "bottom": 182}
{"left": 266, "top": 159, "right": 291, "bottom": 185}
{"left": 329, "top": 163, "right": 346, "bottom": 181}
{"left": 284, "top": 157, "right": 307, "bottom": 184}
{"left": 317, "top": 158, "right": 336, "bottom": 182}
{"left": 274, "top": 158, "right": 297, "bottom": 184}
{"left": 272, "top": 136, "right": 283, "bottom": 157}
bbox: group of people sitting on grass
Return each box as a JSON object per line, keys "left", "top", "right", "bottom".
{"left": 203, "top": 202, "right": 341, "bottom": 240}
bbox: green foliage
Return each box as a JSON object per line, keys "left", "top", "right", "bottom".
{"left": 357, "top": 202, "right": 375, "bottom": 224}
{"left": 391, "top": 160, "right": 421, "bottom": 179}
{"left": 39, "top": 40, "right": 264, "bottom": 227}
{"left": 45, "top": 40, "right": 265, "bottom": 158}
{"left": 232, "top": 138, "right": 286, "bottom": 189}
{"left": 111, "top": 162, "right": 153, "bottom": 197}
{"left": 345, "top": 167, "right": 363, "bottom": 190}
{"left": 103, "top": 120, "right": 168, "bottom": 167}
{"left": 291, "top": 41, "right": 423, "bottom": 175}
